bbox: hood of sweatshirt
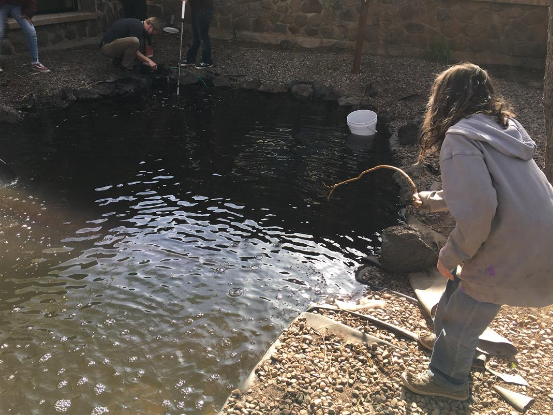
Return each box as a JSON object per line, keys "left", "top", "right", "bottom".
{"left": 447, "top": 113, "right": 536, "bottom": 161}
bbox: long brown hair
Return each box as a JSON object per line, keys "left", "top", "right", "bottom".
{"left": 417, "top": 63, "right": 513, "bottom": 162}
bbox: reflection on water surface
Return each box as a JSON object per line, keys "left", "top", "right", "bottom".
{"left": 0, "top": 86, "right": 400, "bottom": 414}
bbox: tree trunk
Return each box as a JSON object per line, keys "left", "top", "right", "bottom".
{"left": 545, "top": 0, "right": 553, "bottom": 183}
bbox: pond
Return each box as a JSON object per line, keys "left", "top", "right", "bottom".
{"left": 0, "top": 86, "right": 401, "bottom": 414}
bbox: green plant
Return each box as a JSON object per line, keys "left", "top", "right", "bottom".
{"left": 425, "top": 35, "right": 451, "bottom": 65}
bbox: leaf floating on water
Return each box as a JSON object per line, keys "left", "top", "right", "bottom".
{"left": 42, "top": 247, "right": 74, "bottom": 254}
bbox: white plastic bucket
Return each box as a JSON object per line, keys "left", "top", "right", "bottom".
{"left": 347, "top": 110, "right": 377, "bottom": 136}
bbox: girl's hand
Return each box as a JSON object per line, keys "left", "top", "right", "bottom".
{"left": 412, "top": 193, "right": 423, "bottom": 208}
{"left": 437, "top": 258, "right": 454, "bottom": 281}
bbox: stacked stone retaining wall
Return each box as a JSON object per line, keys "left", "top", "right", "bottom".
{"left": 1, "top": 0, "right": 547, "bottom": 69}
{"left": 156, "top": 0, "right": 548, "bottom": 69}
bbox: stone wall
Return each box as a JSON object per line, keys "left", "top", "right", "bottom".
{"left": 1, "top": 0, "right": 547, "bottom": 68}
{"left": 156, "top": 0, "right": 548, "bottom": 69}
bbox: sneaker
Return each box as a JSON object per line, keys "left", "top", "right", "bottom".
{"left": 145, "top": 46, "right": 154, "bottom": 58}
{"left": 195, "top": 62, "right": 212, "bottom": 70}
{"left": 31, "top": 62, "right": 50, "bottom": 73}
{"left": 401, "top": 372, "right": 469, "bottom": 401}
{"left": 0, "top": 66, "right": 3, "bottom": 73}
{"left": 417, "top": 331, "right": 436, "bottom": 351}
{"left": 180, "top": 60, "right": 195, "bottom": 67}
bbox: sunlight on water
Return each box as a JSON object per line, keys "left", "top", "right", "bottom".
{"left": 0, "top": 87, "right": 399, "bottom": 414}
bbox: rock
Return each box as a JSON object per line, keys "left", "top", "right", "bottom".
{"left": 93, "top": 83, "right": 116, "bottom": 97}
{"left": 0, "top": 104, "right": 22, "bottom": 124}
{"left": 380, "top": 224, "right": 438, "bottom": 273}
{"left": 312, "top": 81, "right": 330, "bottom": 98}
{"left": 59, "top": 87, "right": 77, "bottom": 102}
{"left": 321, "top": 88, "right": 341, "bottom": 101}
{"left": 180, "top": 72, "right": 201, "bottom": 86}
{"left": 237, "top": 78, "right": 261, "bottom": 90}
{"left": 338, "top": 96, "right": 362, "bottom": 106}
{"left": 74, "top": 88, "right": 100, "bottom": 100}
{"left": 213, "top": 75, "right": 231, "bottom": 87}
{"left": 288, "top": 79, "right": 311, "bottom": 89}
{"left": 112, "top": 78, "right": 140, "bottom": 94}
{"left": 291, "top": 84, "right": 313, "bottom": 100}
{"left": 397, "top": 121, "right": 421, "bottom": 145}
{"left": 259, "top": 81, "right": 288, "bottom": 93}
{"left": 20, "top": 92, "right": 37, "bottom": 110}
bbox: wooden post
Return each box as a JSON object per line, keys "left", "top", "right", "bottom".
{"left": 352, "top": 0, "right": 370, "bottom": 75}
{"left": 545, "top": 0, "right": 553, "bottom": 183}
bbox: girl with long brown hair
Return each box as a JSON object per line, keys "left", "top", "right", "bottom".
{"left": 403, "top": 63, "right": 553, "bottom": 401}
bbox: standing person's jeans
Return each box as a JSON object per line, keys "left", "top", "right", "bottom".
{"left": 0, "top": 4, "right": 39, "bottom": 63}
{"left": 185, "top": 8, "right": 213, "bottom": 65}
{"left": 430, "top": 275, "right": 501, "bottom": 389}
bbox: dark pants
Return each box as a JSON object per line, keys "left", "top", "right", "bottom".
{"left": 120, "top": 0, "right": 147, "bottom": 20}
{"left": 120, "top": 0, "right": 150, "bottom": 52}
{"left": 186, "top": 8, "right": 213, "bottom": 64}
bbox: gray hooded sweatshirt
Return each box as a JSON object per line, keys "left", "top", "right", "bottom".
{"left": 420, "top": 113, "right": 553, "bottom": 307}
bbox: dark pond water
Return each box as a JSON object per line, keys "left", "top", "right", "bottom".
{"left": 0, "top": 86, "right": 401, "bottom": 414}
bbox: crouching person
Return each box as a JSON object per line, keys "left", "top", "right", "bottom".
{"left": 100, "top": 17, "right": 160, "bottom": 71}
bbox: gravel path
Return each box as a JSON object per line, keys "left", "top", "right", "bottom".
{"left": 221, "top": 290, "right": 553, "bottom": 415}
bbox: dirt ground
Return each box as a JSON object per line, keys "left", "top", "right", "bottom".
{"left": 1, "top": 37, "right": 552, "bottom": 415}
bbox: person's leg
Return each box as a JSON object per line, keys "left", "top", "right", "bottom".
{"left": 416, "top": 274, "right": 458, "bottom": 351}
{"left": 101, "top": 37, "right": 140, "bottom": 69}
{"left": 196, "top": 9, "right": 213, "bottom": 64}
{"left": 430, "top": 286, "right": 501, "bottom": 388}
{"left": 120, "top": 0, "right": 133, "bottom": 18}
{"left": 10, "top": 6, "right": 39, "bottom": 63}
{"left": 134, "top": 0, "right": 147, "bottom": 21}
{"left": 433, "top": 275, "right": 460, "bottom": 335}
{"left": 185, "top": 12, "right": 200, "bottom": 63}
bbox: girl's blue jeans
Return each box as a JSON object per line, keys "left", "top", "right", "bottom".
{"left": 0, "top": 4, "right": 39, "bottom": 63}
{"left": 430, "top": 275, "right": 501, "bottom": 390}
{"left": 185, "top": 8, "right": 213, "bottom": 65}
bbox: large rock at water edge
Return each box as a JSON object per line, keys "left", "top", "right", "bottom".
{"left": 291, "top": 84, "right": 314, "bottom": 99}
{"left": 0, "top": 104, "right": 22, "bottom": 124}
{"left": 380, "top": 225, "right": 438, "bottom": 273}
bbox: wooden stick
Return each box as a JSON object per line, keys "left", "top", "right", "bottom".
{"left": 326, "top": 165, "right": 418, "bottom": 200}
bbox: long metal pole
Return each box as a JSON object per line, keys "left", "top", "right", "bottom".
{"left": 177, "top": 0, "right": 186, "bottom": 96}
